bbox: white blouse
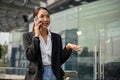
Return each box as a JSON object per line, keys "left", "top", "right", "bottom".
{"left": 39, "top": 31, "right": 52, "bottom": 66}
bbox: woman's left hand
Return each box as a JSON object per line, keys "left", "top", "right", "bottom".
{"left": 66, "top": 43, "right": 81, "bottom": 52}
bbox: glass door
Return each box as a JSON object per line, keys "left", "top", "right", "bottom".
{"left": 95, "top": 21, "right": 120, "bottom": 80}
{"left": 77, "top": 25, "right": 97, "bottom": 80}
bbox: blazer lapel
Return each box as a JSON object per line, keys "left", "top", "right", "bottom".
{"left": 51, "top": 33, "right": 56, "bottom": 58}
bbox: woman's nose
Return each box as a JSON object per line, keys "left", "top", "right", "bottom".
{"left": 44, "top": 17, "right": 48, "bottom": 21}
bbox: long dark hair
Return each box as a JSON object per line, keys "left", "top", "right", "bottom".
{"left": 32, "top": 7, "right": 49, "bottom": 31}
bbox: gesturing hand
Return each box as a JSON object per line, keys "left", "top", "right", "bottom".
{"left": 66, "top": 43, "right": 82, "bottom": 52}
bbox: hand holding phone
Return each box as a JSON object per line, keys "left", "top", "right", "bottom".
{"left": 34, "top": 17, "right": 42, "bottom": 29}
{"left": 34, "top": 16, "right": 42, "bottom": 37}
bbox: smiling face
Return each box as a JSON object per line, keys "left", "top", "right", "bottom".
{"left": 34, "top": 8, "right": 50, "bottom": 29}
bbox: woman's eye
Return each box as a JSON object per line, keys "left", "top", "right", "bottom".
{"left": 40, "top": 15, "right": 44, "bottom": 18}
{"left": 47, "top": 15, "right": 50, "bottom": 18}
{"left": 39, "top": 14, "right": 49, "bottom": 18}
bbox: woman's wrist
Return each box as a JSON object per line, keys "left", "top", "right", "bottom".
{"left": 35, "top": 34, "right": 39, "bottom": 37}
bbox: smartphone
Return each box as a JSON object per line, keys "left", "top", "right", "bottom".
{"left": 34, "top": 16, "right": 38, "bottom": 22}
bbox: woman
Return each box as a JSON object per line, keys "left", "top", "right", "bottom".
{"left": 23, "top": 7, "right": 81, "bottom": 80}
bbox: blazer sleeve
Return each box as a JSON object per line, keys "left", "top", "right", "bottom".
{"left": 23, "top": 33, "right": 40, "bottom": 62}
{"left": 59, "top": 35, "right": 72, "bottom": 65}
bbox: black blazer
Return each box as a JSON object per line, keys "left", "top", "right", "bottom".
{"left": 23, "top": 32, "right": 72, "bottom": 80}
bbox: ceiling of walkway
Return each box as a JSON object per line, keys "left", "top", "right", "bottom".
{"left": 0, "top": 0, "right": 98, "bottom": 32}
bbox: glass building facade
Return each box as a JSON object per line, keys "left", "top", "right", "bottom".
{"left": 1, "top": 0, "right": 119, "bottom": 80}
{"left": 50, "top": 0, "right": 120, "bottom": 80}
